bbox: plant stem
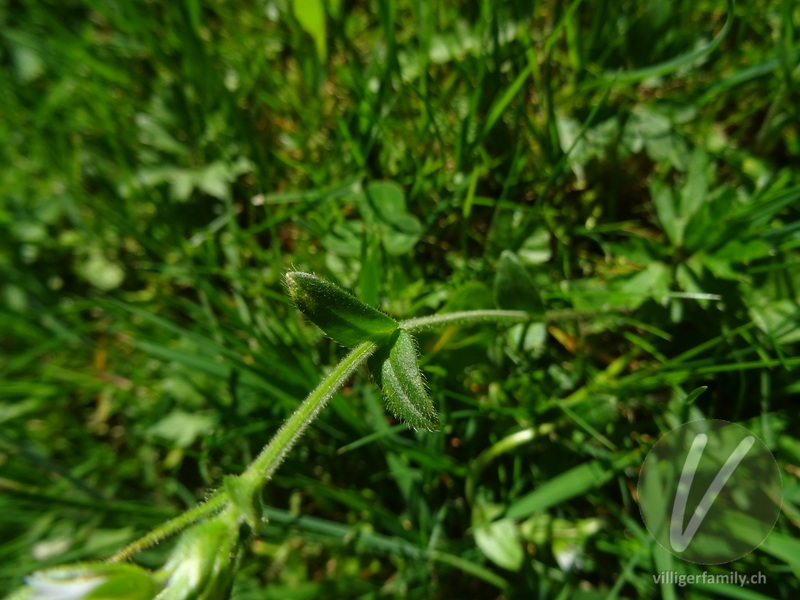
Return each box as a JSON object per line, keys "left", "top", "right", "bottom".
{"left": 107, "top": 492, "right": 227, "bottom": 563}
{"left": 400, "top": 310, "right": 530, "bottom": 333}
{"left": 243, "top": 340, "right": 377, "bottom": 485}
{"left": 107, "top": 307, "right": 597, "bottom": 562}
{"left": 399, "top": 307, "right": 601, "bottom": 333}
{"left": 108, "top": 341, "right": 376, "bottom": 563}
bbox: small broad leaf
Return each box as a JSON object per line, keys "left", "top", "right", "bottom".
{"left": 148, "top": 410, "right": 217, "bottom": 448}
{"left": 286, "top": 271, "right": 398, "bottom": 347}
{"left": 369, "top": 329, "right": 438, "bottom": 431}
{"left": 473, "top": 501, "right": 524, "bottom": 572}
{"left": 494, "top": 250, "right": 544, "bottom": 313}
{"left": 361, "top": 181, "right": 423, "bottom": 255}
{"left": 474, "top": 518, "right": 525, "bottom": 571}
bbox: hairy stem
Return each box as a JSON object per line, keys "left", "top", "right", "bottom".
{"left": 108, "top": 492, "right": 227, "bottom": 563}
{"left": 400, "top": 307, "right": 601, "bottom": 333}
{"left": 243, "top": 341, "right": 376, "bottom": 485}
{"left": 108, "top": 307, "right": 599, "bottom": 561}
{"left": 400, "top": 310, "right": 530, "bottom": 333}
{"left": 108, "top": 341, "right": 376, "bottom": 562}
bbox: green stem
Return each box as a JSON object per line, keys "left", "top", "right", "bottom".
{"left": 106, "top": 307, "right": 599, "bottom": 562}
{"left": 400, "top": 310, "right": 530, "bottom": 333}
{"left": 108, "top": 341, "right": 376, "bottom": 563}
{"left": 243, "top": 341, "right": 377, "bottom": 485}
{"left": 107, "top": 492, "right": 227, "bottom": 563}
{"left": 400, "top": 307, "right": 602, "bottom": 333}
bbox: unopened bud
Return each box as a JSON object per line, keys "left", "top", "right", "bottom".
{"left": 285, "top": 271, "right": 397, "bottom": 347}
{"left": 20, "top": 563, "right": 155, "bottom": 600}
{"left": 156, "top": 512, "right": 240, "bottom": 600}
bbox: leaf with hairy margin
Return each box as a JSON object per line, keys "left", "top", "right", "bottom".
{"left": 370, "top": 329, "right": 438, "bottom": 431}
{"left": 286, "top": 271, "right": 397, "bottom": 347}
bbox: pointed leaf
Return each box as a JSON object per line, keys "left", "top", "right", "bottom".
{"left": 370, "top": 329, "right": 438, "bottom": 431}
{"left": 292, "top": 0, "right": 327, "bottom": 63}
{"left": 494, "top": 250, "right": 544, "bottom": 313}
{"left": 286, "top": 271, "right": 397, "bottom": 347}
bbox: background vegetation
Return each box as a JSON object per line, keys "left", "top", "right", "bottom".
{"left": 1, "top": 0, "right": 799, "bottom": 598}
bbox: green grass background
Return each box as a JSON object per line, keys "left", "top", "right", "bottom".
{"left": 1, "top": 0, "right": 799, "bottom": 598}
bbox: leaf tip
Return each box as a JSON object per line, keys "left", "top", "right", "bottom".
{"left": 284, "top": 270, "right": 307, "bottom": 299}
{"left": 284, "top": 270, "right": 397, "bottom": 346}
{"left": 371, "top": 329, "right": 440, "bottom": 433}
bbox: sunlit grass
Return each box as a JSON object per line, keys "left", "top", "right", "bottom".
{"left": 1, "top": 0, "right": 799, "bottom": 598}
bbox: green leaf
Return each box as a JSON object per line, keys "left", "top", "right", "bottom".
{"left": 761, "top": 530, "right": 800, "bottom": 575}
{"left": 474, "top": 518, "right": 524, "bottom": 571}
{"left": 650, "top": 178, "right": 682, "bottom": 246}
{"left": 603, "top": 0, "right": 735, "bottom": 83}
{"left": 359, "top": 229, "right": 381, "bottom": 307}
{"left": 618, "top": 261, "right": 671, "bottom": 303}
{"left": 683, "top": 188, "right": 737, "bottom": 254}
{"left": 148, "top": 410, "right": 217, "bottom": 448}
{"left": 362, "top": 181, "right": 423, "bottom": 255}
{"left": 369, "top": 329, "right": 438, "bottom": 431}
{"left": 684, "top": 385, "right": 708, "bottom": 405}
{"left": 680, "top": 148, "right": 711, "bottom": 221}
{"left": 517, "top": 228, "right": 552, "bottom": 264}
{"left": 80, "top": 252, "right": 125, "bottom": 291}
{"left": 442, "top": 281, "right": 494, "bottom": 312}
{"left": 472, "top": 501, "right": 524, "bottom": 571}
{"left": 478, "top": 64, "right": 533, "bottom": 142}
{"left": 506, "top": 453, "right": 637, "bottom": 519}
{"left": 494, "top": 250, "right": 544, "bottom": 313}
{"left": 323, "top": 221, "right": 362, "bottom": 257}
{"left": 286, "top": 271, "right": 398, "bottom": 347}
{"left": 86, "top": 566, "right": 157, "bottom": 600}
{"left": 292, "top": 0, "right": 327, "bottom": 63}
{"left": 159, "top": 516, "right": 239, "bottom": 600}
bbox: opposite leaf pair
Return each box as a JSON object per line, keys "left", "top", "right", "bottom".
{"left": 286, "top": 272, "right": 438, "bottom": 431}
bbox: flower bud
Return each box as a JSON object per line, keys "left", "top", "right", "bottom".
{"left": 20, "top": 563, "right": 155, "bottom": 600}
{"left": 285, "top": 271, "right": 397, "bottom": 347}
{"left": 155, "top": 512, "right": 240, "bottom": 600}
